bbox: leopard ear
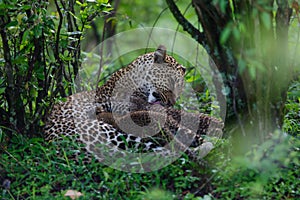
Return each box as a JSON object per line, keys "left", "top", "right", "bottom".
{"left": 154, "top": 45, "right": 166, "bottom": 64}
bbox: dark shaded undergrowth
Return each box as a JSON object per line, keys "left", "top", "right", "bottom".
{"left": 1, "top": 133, "right": 299, "bottom": 199}
{"left": 0, "top": 81, "right": 299, "bottom": 200}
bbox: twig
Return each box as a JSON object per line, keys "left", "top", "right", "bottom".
{"left": 54, "top": 0, "right": 66, "bottom": 97}
{"left": 166, "top": 0, "right": 207, "bottom": 46}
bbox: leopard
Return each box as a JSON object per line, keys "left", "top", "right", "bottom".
{"left": 45, "top": 45, "right": 223, "bottom": 171}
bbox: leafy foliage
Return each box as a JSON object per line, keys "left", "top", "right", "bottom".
{"left": 1, "top": 81, "right": 299, "bottom": 198}
{"left": 0, "top": 134, "right": 214, "bottom": 199}
{"left": 0, "top": 0, "right": 299, "bottom": 199}
{"left": 167, "top": 0, "right": 300, "bottom": 141}
{"left": 1, "top": 121, "right": 298, "bottom": 199}
{"left": 283, "top": 77, "right": 300, "bottom": 137}
{"left": 0, "top": 0, "right": 110, "bottom": 138}
{"left": 212, "top": 132, "right": 300, "bottom": 199}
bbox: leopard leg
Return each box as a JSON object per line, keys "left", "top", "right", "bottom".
{"left": 107, "top": 109, "right": 219, "bottom": 161}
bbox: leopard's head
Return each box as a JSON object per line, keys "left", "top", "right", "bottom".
{"left": 140, "top": 45, "right": 186, "bottom": 108}
{"left": 106, "top": 45, "right": 186, "bottom": 115}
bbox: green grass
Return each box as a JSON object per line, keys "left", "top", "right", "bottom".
{"left": 0, "top": 135, "right": 215, "bottom": 199}
{"left": 212, "top": 132, "right": 300, "bottom": 199}
{"left": 1, "top": 129, "right": 299, "bottom": 199}
{"left": 283, "top": 80, "right": 300, "bottom": 137}
{"left": 1, "top": 80, "right": 299, "bottom": 200}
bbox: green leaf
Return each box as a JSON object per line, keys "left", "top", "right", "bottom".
{"left": 22, "top": 5, "right": 32, "bottom": 10}
{"left": 249, "top": 66, "right": 256, "bottom": 79}
{"left": 20, "top": 30, "right": 30, "bottom": 50}
{"left": 220, "top": 27, "right": 231, "bottom": 44}
{"left": 232, "top": 26, "right": 240, "bottom": 40}
{"left": 0, "top": 87, "right": 5, "bottom": 95}
{"left": 0, "top": 77, "right": 4, "bottom": 85}
{"left": 238, "top": 58, "right": 246, "bottom": 73}
{"left": 12, "top": 55, "right": 26, "bottom": 65}
{"left": 261, "top": 12, "right": 271, "bottom": 29}
{"left": 35, "top": 66, "right": 45, "bottom": 80}
{"left": 33, "top": 24, "right": 43, "bottom": 38}
{"left": 97, "top": 0, "right": 109, "bottom": 3}
{"left": 5, "top": 20, "right": 18, "bottom": 28}
{"left": 212, "top": 0, "right": 227, "bottom": 13}
{"left": 76, "top": 0, "right": 87, "bottom": 7}
{"left": 219, "top": 0, "right": 227, "bottom": 13}
{"left": 21, "top": 30, "right": 30, "bottom": 44}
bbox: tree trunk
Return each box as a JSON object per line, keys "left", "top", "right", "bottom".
{"left": 167, "top": 0, "right": 293, "bottom": 146}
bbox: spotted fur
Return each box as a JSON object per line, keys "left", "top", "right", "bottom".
{"left": 45, "top": 45, "right": 223, "bottom": 166}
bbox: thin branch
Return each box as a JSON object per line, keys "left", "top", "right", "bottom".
{"left": 54, "top": 0, "right": 66, "bottom": 97}
{"left": 165, "top": 0, "right": 207, "bottom": 46}
{"left": 171, "top": 2, "right": 193, "bottom": 54}
{"left": 0, "top": 16, "right": 16, "bottom": 132}
{"left": 54, "top": 0, "right": 63, "bottom": 61}
{"left": 145, "top": 6, "right": 169, "bottom": 52}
